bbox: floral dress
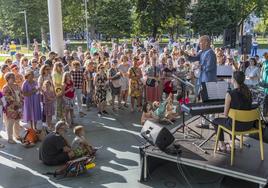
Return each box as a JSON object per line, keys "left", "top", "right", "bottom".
{"left": 2, "top": 84, "right": 23, "bottom": 120}
{"left": 95, "top": 73, "right": 107, "bottom": 104}
{"left": 129, "top": 67, "right": 143, "bottom": 97}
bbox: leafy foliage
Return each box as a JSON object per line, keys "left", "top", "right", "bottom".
{"left": 95, "top": 0, "right": 132, "bottom": 38}
{"left": 0, "top": 0, "right": 48, "bottom": 42}
{"left": 190, "top": 0, "right": 268, "bottom": 36}
{"left": 134, "top": 0, "right": 189, "bottom": 38}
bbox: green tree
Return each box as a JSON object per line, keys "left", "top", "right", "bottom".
{"left": 134, "top": 0, "right": 189, "bottom": 38}
{"left": 94, "top": 0, "right": 132, "bottom": 39}
{"left": 254, "top": 17, "right": 268, "bottom": 37}
{"left": 62, "top": 0, "right": 85, "bottom": 37}
{"left": 190, "top": 0, "right": 236, "bottom": 36}
{"left": 190, "top": 0, "right": 268, "bottom": 36}
{"left": 0, "top": 0, "right": 48, "bottom": 43}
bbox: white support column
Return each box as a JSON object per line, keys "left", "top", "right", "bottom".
{"left": 47, "top": 0, "right": 64, "bottom": 57}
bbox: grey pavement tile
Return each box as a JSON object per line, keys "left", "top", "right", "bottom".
{"left": 0, "top": 105, "right": 261, "bottom": 188}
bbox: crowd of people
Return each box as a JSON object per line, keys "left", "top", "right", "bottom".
{"left": 0, "top": 36, "right": 267, "bottom": 163}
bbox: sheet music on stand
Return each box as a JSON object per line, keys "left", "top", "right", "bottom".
{"left": 201, "top": 81, "right": 229, "bottom": 101}
{"left": 217, "top": 65, "right": 233, "bottom": 77}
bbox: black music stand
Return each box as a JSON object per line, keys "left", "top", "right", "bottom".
{"left": 172, "top": 75, "right": 202, "bottom": 138}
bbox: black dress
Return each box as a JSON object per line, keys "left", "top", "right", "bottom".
{"left": 213, "top": 88, "right": 253, "bottom": 141}
{"left": 95, "top": 73, "right": 108, "bottom": 104}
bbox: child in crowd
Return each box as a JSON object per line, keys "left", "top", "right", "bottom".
{"left": 42, "top": 80, "right": 56, "bottom": 131}
{"left": 62, "top": 72, "right": 75, "bottom": 127}
{"left": 152, "top": 94, "right": 178, "bottom": 123}
{"left": 72, "top": 125, "right": 96, "bottom": 158}
{"left": 176, "top": 57, "right": 190, "bottom": 105}
{"left": 70, "top": 61, "right": 86, "bottom": 117}
{"left": 165, "top": 94, "right": 180, "bottom": 121}
{"left": 141, "top": 102, "right": 155, "bottom": 125}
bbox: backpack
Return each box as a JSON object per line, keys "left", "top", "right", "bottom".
{"left": 46, "top": 156, "right": 95, "bottom": 178}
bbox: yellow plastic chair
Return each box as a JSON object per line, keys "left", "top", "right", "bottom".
{"left": 214, "top": 108, "right": 264, "bottom": 166}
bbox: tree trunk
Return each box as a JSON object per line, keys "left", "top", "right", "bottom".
{"left": 152, "top": 25, "right": 158, "bottom": 39}
{"left": 41, "top": 26, "right": 46, "bottom": 42}
{"left": 169, "top": 28, "right": 174, "bottom": 41}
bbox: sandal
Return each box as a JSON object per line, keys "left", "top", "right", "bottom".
{"left": 8, "top": 139, "right": 17, "bottom": 144}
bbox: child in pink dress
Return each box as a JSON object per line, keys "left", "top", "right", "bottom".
{"left": 42, "top": 80, "right": 56, "bottom": 130}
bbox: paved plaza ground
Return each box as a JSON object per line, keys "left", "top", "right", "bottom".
{"left": 0, "top": 104, "right": 262, "bottom": 188}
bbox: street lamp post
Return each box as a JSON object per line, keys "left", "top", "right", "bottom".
{"left": 19, "top": 10, "right": 30, "bottom": 51}
{"left": 84, "top": 0, "right": 90, "bottom": 50}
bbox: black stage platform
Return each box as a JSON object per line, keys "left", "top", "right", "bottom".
{"left": 140, "top": 122, "right": 268, "bottom": 188}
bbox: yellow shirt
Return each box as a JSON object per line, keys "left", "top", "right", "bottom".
{"left": 10, "top": 44, "right": 16, "bottom": 52}
{"left": 52, "top": 72, "right": 63, "bottom": 95}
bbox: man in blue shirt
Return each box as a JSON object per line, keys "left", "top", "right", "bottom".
{"left": 184, "top": 35, "right": 217, "bottom": 128}
{"left": 186, "top": 35, "right": 217, "bottom": 85}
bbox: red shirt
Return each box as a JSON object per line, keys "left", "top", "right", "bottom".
{"left": 64, "top": 81, "right": 75, "bottom": 99}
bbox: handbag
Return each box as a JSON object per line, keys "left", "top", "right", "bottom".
{"left": 146, "top": 66, "right": 157, "bottom": 87}
{"left": 111, "top": 69, "right": 121, "bottom": 88}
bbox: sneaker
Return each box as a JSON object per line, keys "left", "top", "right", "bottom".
{"left": 98, "top": 112, "right": 102, "bottom": 116}
{"left": 80, "top": 111, "right": 87, "bottom": 115}
{"left": 102, "top": 110, "right": 109, "bottom": 115}
{"left": 196, "top": 124, "right": 210, "bottom": 129}
{"left": 80, "top": 112, "right": 86, "bottom": 116}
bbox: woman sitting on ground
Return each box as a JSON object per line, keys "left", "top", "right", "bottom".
{"left": 152, "top": 94, "right": 179, "bottom": 123}
{"left": 213, "top": 71, "right": 254, "bottom": 152}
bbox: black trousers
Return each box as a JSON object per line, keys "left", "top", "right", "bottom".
{"left": 213, "top": 118, "right": 254, "bottom": 141}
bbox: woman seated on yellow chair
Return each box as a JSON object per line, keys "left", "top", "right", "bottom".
{"left": 213, "top": 71, "right": 254, "bottom": 152}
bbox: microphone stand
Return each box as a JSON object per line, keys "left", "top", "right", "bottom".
{"left": 171, "top": 74, "right": 202, "bottom": 138}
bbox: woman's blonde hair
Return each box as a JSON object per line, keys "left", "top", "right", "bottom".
{"left": 52, "top": 62, "right": 63, "bottom": 74}
{"left": 4, "top": 58, "right": 12, "bottom": 65}
{"left": 20, "top": 56, "right": 28, "bottom": 67}
{"left": 39, "top": 64, "right": 50, "bottom": 76}
{"left": 24, "top": 69, "right": 34, "bottom": 80}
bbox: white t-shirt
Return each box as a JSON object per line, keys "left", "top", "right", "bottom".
{"left": 245, "top": 66, "right": 260, "bottom": 85}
